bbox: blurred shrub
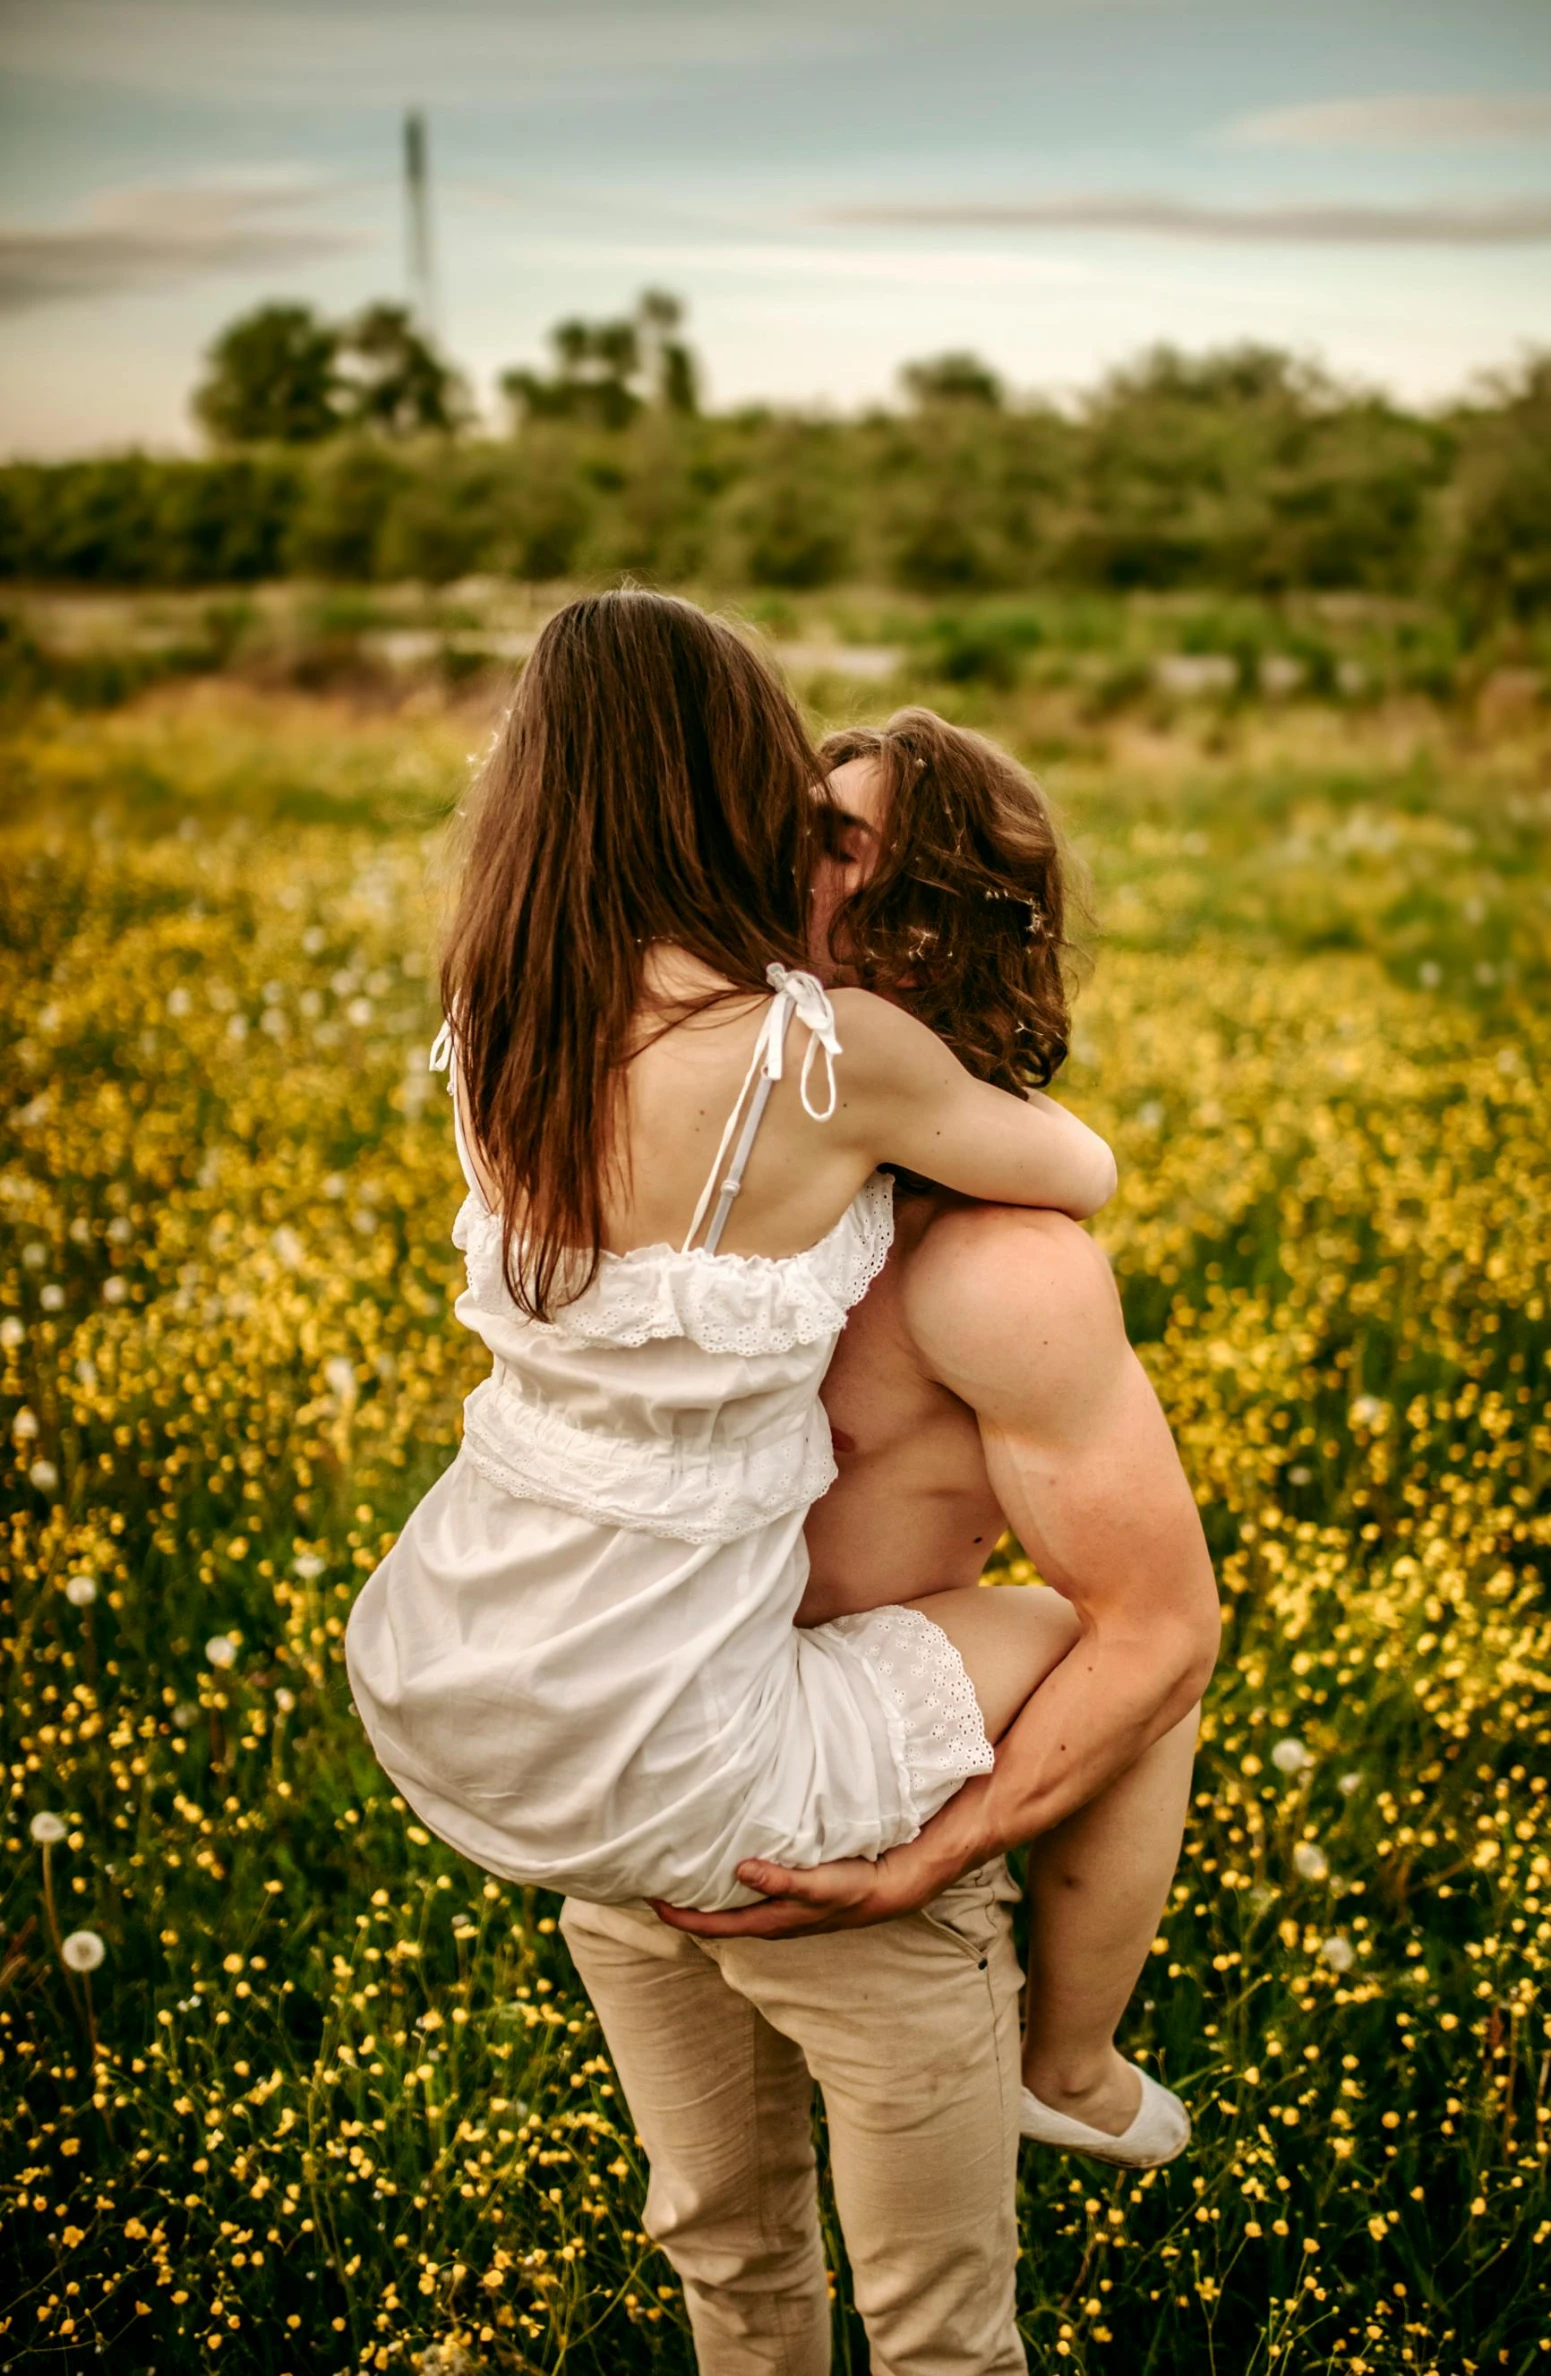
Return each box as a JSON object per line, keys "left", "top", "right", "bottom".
{"left": 1, "top": 345, "right": 1547, "bottom": 626}
{"left": 919, "top": 602, "right": 1046, "bottom": 688}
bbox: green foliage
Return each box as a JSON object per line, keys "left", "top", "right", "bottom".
{"left": 195, "top": 300, "right": 465, "bottom": 451}
{"left": 900, "top": 350, "right": 1006, "bottom": 409}
{"left": 501, "top": 288, "right": 699, "bottom": 432}
{"left": 341, "top": 304, "right": 469, "bottom": 439}
{"left": 4, "top": 343, "right": 1551, "bottom": 624}
{"left": 1447, "top": 355, "right": 1551, "bottom": 624}
{"left": 194, "top": 303, "right": 344, "bottom": 446}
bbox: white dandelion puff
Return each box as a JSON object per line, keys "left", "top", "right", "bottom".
{"left": 28, "top": 1458, "right": 59, "bottom": 1492}
{"left": 271, "top": 1225, "right": 306, "bottom": 1272}
{"left": 292, "top": 1553, "right": 325, "bottom": 1580}
{"left": 1271, "top": 1738, "right": 1311, "bottom": 1775}
{"left": 13, "top": 1406, "right": 39, "bottom": 1440}
{"left": 64, "top": 1574, "right": 97, "bottom": 1607}
{"left": 1320, "top": 1934, "right": 1355, "bottom": 1972}
{"left": 61, "top": 1930, "right": 106, "bottom": 1973}
{"left": 1293, "top": 1842, "right": 1330, "bottom": 1883}
{"left": 30, "top": 1811, "right": 67, "bottom": 1845}
{"left": 1338, "top": 1771, "right": 1362, "bottom": 1796}
{"left": 274, "top": 1687, "right": 296, "bottom": 1714}
{"left": 205, "top": 1634, "right": 237, "bottom": 1670}
{"left": 0, "top": 1316, "right": 25, "bottom": 1350}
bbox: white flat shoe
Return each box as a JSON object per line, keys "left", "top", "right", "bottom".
{"left": 1019, "top": 2066, "right": 1190, "bottom": 2168}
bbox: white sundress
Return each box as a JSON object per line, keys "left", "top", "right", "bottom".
{"left": 345, "top": 964, "right": 995, "bottom": 1912}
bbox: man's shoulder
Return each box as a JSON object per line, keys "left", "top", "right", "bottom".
{"left": 897, "top": 1200, "right": 1125, "bottom": 1400}
{"left": 907, "top": 1199, "right": 1118, "bottom": 1306}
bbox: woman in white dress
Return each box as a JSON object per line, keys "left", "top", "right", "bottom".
{"left": 346, "top": 590, "right": 1189, "bottom": 2164}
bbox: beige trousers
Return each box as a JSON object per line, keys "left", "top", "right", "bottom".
{"left": 558, "top": 1859, "right": 1028, "bottom": 2375}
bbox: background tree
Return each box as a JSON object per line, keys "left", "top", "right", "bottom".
{"left": 194, "top": 303, "right": 342, "bottom": 445}
{"left": 501, "top": 290, "right": 701, "bottom": 431}
{"left": 1447, "top": 352, "right": 1551, "bottom": 627}
{"left": 900, "top": 351, "right": 1005, "bottom": 410}
{"left": 340, "top": 304, "right": 468, "bottom": 438}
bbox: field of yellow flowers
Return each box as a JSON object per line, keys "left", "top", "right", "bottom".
{"left": 1, "top": 662, "right": 1548, "bottom": 2374}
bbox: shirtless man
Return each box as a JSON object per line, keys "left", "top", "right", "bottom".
{"left": 558, "top": 713, "right": 1219, "bottom": 2376}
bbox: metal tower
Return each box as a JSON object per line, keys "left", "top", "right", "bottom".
{"left": 404, "top": 110, "right": 437, "bottom": 334}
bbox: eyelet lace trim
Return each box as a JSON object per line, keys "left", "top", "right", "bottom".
{"left": 823, "top": 1605, "right": 996, "bottom": 1831}
{"left": 460, "top": 1383, "right": 839, "bottom": 1545}
{"left": 452, "top": 1171, "right": 895, "bottom": 1356}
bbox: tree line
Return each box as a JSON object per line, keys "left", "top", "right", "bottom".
{"left": 1, "top": 292, "right": 1547, "bottom": 621}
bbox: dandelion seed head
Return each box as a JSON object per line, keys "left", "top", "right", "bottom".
{"left": 205, "top": 1634, "right": 237, "bottom": 1670}
{"left": 1293, "top": 1842, "right": 1330, "bottom": 1882}
{"left": 1272, "top": 1738, "right": 1310, "bottom": 1775}
{"left": 30, "top": 1811, "right": 67, "bottom": 1845}
{"left": 64, "top": 1573, "right": 97, "bottom": 1607}
{"left": 62, "top": 1930, "right": 106, "bottom": 1973}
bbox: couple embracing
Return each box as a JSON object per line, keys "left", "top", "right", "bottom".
{"left": 346, "top": 590, "right": 1220, "bottom": 2373}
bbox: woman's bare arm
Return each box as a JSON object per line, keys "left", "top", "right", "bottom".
{"left": 834, "top": 990, "right": 1117, "bottom": 1220}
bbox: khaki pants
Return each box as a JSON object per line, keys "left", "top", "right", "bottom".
{"left": 559, "top": 1859, "right": 1027, "bottom": 2375}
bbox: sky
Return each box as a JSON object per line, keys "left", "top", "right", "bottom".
{"left": 2, "top": 0, "right": 1549, "bottom": 455}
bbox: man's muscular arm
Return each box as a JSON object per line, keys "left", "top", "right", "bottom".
{"left": 654, "top": 1206, "right": 1219, "bottom": 1938}
{"left": 903, "top": 1206, "right": 1219, "bottom": 1869}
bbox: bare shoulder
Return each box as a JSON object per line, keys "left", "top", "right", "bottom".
{"left": 900, "top": 1203, "right": 1127, "bottom": 1409}
{"left": 830, "top": 987, "right": 956, "bottom": 1081}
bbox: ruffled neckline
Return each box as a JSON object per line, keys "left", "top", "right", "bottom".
{"left": 452, "top": 1171, "right": 896, "bottom": 1352}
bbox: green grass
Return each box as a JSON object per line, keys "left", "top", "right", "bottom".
{"left": 1, "top": 665, "right": 1547, "bottom": 2373}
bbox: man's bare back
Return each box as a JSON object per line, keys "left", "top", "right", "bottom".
{"left": 802, "top": 1190, "right": 1003, "bottom": 1622}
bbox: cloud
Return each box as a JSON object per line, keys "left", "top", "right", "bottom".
{"left": 822, "top": 194, "right": 1551, "bottom": 245}
{"left": 0, "top": 177, "right": 367, "bottom": 314}
{"left": 1224, "top": 93, "right": 1551, "bottom": 149}
{"left": 490, "top": 229, "right": 1090, "bottom": 289}
{"left": 1, "top": 0, "right": 879, "bottom": 108}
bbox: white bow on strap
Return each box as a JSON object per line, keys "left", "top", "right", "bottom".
{"left": 763, "top": 963, "right": 842, "bottom": 1123}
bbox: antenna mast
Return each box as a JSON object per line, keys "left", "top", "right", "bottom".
{"left": 404, "top": 110, "right": 436, "bottom": 335}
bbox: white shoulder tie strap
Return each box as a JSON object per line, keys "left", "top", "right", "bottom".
{"left": 428, "top": 1004, "right": 487, "bottom": 1204}
{"left": 680, "top": 964, "right": 843, "bottom": 1256}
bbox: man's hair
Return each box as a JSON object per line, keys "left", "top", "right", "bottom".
{"left": 818, "top": 708, "right": 1088, "bottom": 1093}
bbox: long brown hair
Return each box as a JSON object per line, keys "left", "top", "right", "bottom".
{"left": 439, "top": 591, "right": 823, "bottom": 1320}
{"left": 818, "top": 708, "right": 1086, "bottom": 1093}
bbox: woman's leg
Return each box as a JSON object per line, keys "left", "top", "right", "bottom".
{"left": 900, "top": 1584, "right": 1197, "bottom": 2137}
{"left": 1018, "top": 1708, "right": 1198, "bottom": 2130}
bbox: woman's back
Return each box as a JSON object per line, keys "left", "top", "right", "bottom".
{"left": 457, "top": 944, "right": 885, "bottom": 1268}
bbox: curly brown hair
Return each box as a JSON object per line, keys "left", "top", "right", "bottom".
{"left": 817, "top": 707, "right": 1089, "bottom": 1094}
